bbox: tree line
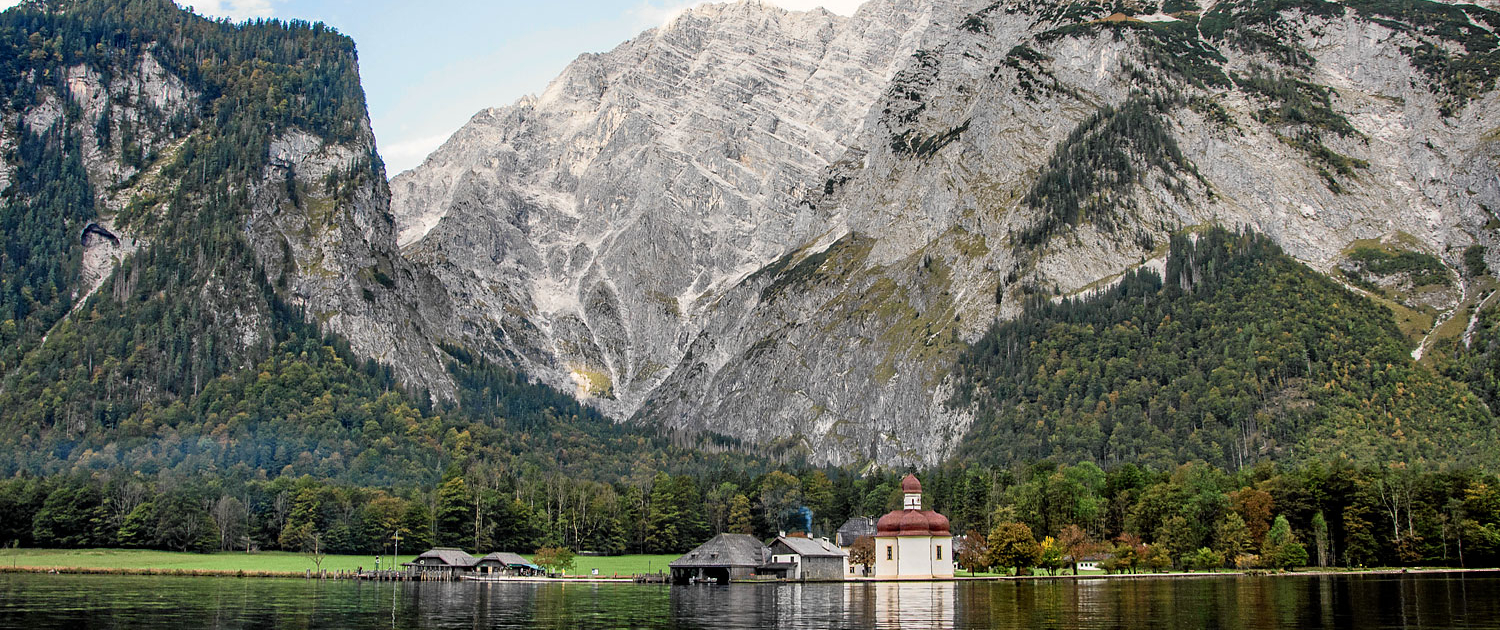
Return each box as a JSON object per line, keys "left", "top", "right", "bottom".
{"left": 3, "top": 457, "right": 1498, "bottom": 574}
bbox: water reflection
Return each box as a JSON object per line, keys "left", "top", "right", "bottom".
{"left": 4, "top": 571, "right": 1500, "bottom": 629}
{"left": 878, "top": 582, "right": 947, "bottom": 627}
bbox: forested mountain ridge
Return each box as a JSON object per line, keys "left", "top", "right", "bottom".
{"left": 954, "top": 229, "right": 1499, "bottom": 471}
{"left": 0, "top": 0, "right": 439, "bottom": 423}
{"left": 391, "top": 0, "right": 1500, "bottom": 466}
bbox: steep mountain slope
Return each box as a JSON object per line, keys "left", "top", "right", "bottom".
{"left": 0, "top": 0, "right": 774, "bottom": 485}
{"left": 0, "top": 0, "right": 453, "bottom": 418}
{"left": 0, "top": 0, "right": 459, "bottom": 475}
{"left": 395, "top": 0, "right": 1500, "bottom": 467}
{"left": 390, "top": 0, "right": 946, "bottom": 416}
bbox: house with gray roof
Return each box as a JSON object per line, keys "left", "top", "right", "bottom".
{"left": 764, "top": 535, "right": 849, "bottom": 580}
{"left": 474, "top": 552, "right": 544, "bottom": 576}
{"left": 403, "top": 548, "right": 476, "bottom": 578}
{"left": 668, "top": 533, "right": 769, "bottom": 584}
{"left": 836, "top": 516, "right": 876, "bottom": 548}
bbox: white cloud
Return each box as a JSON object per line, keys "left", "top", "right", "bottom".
{"left": 379, "top": 133, "right": 451, "bottom": 176}
{"left": 175, "top": 0, "right": 275, "bottom": 22}
{"left": 0, "top": 1, "right": 20, "bottom": 11}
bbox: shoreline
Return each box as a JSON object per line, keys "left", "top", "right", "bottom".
{"left": 4, "top": 564, "right": 1496, "bottom": 583}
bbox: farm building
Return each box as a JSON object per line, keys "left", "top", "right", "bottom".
{"left": 836, "top": 516, "right": 876, "bottom": 548}
{"left": 837, "top": 516, "right": 878, "bottom": 576}
{"left": 762, "top": 535, "right": 849, "bottom": 580}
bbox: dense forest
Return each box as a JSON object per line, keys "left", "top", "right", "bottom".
{"left": 3, "top": 458, "right": 1498, "bottom": 574}
{"left": 954, "top": 229, "right": 1497, "bottom": 470}
{"left": 940, "top": 459, "right": 1500, "bottom": 573}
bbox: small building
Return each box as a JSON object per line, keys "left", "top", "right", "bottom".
{"left": 1073, "top": 553, "right": 1109, "bottom": 572}
{"left": 873, "top": 474, "right": 954, "bottom": 579}
{"left": 405, "top": 548, "right": 476, "bottom": 578}
{"left": 668, "top": 533, "right": 769, "bottom": 584}
{"left": 762, "top": 535, "right": 848, "bottom": 581}
{"left": 474, "top": 552, "right": 544, "bottom": 576}
{"left": 836, "top": 516, "right": 876, "bottom": 548}
{"left": 837, "top": 516, "right": 877, "bottom": 577}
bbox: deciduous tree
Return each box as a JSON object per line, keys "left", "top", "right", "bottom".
{"left": 986, "top": 522, "right": 1040, "bottom": 576}
{"left": 1261, "top": 514, "right": 1308, "bottom": 570}
{"left": 533, "top": 546, "right": 575, "bottom": 574}
{"left": 957, "top": 529, "right": 989, "bottom": 576}
{"left": 850, "top": 535, "right": 876, "bottom": 575}
{"left": 1057, "top": 524, "right": 1095, "bottom": 575}
{"left": 1230, "top": 487, "right": 1274, "bottom": 546}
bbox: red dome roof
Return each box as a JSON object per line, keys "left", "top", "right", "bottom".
{"left": 900, "top": 510, "right": 930, "bottom": 534}
{"left": 900, "top": 474, "right": 922, "bottom": 493}
{"left": 875, "top": 509, "right": 951, "bottom": 537}
{"left": 926, "top": 511, "right": 951, "bottom": 536}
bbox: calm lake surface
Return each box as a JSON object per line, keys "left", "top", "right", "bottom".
{"left": 3, "top": 572, "right": 1500, "bottom": 629}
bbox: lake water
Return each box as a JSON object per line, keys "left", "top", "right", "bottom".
{"left": 2, "top": 572, "right": 1499, "bottom": 629}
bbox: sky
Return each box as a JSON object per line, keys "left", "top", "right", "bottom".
{"left": 0, "top": 0, "right": 865, "bottom": 175}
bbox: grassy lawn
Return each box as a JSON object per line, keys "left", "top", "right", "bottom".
{"left": 0, "top": 548, "right": 679, "bottom": 577}
{"left": 559, "top": 554, "right": 678, "bottom": 578}
{"left": 1, "top": 548, "right": 409, "bottom": 573}
{"left": 955, "top": 569, "right": 1111, "bottom": 577}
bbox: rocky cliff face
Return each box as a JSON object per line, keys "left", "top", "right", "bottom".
{"left": 0, "top": 11, "right": 448, "bottom": 400}
{"left": 392, "top": 0, "right": 1500, "bottom": 465}
{"left": 391, "top": 0, "right": 948, "bottom": 412}
{"left": 247, "top": 124, "right": 451, "bottom": 392}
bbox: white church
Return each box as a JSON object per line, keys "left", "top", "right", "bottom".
{"left": 874, "top": 474, "right": 955, "bottom": 579}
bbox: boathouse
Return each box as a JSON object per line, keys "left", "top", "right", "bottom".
{"left": 404, "top": 548, "right": 476, "bottom": 577}
{"left": 668, "top": 533, "right": 769, "bottom": 584}
{"left": 474, "top": 552, "right": 544, "bottom": 576}
{"left": 762, "top": 535, "right": 848, "bottom": 581}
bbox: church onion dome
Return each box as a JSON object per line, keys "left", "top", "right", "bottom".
{"left": 899, "top": 510, "right": 931, "bottom": 534}
{"left": 925, "top": 510, "right": 951, "bottom": 536}
{"left": 900, "top": 474, "right": 922, "bottom": 493}
{"left": 875, "top": 509, "right": 951, "bottom": 536}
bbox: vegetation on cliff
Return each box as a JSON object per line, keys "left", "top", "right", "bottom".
{"left": 956, "top": 229, "right": 1497, "bottom": 470}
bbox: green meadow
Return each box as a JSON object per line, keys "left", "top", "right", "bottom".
{"left": 0, "top": 548, "right": 678, "bottom": 577}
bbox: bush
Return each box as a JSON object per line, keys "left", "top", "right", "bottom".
{"left": 1466, "top": 244, "right": 1489, "bottom": 277}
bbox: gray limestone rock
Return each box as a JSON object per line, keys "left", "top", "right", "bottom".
{"left": 390, "top": 0, "right": 1500, "bottom": 465}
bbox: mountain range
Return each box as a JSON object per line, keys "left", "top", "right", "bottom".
{"left": 2, "top": 0, "right": 1499, "bottom": 477}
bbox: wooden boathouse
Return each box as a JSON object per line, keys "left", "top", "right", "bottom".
{"left": 403, "top": 548, "right": 477, "bottom": 578}
{"left": 668, "top": 533, "right": 769, "bottom": 584}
